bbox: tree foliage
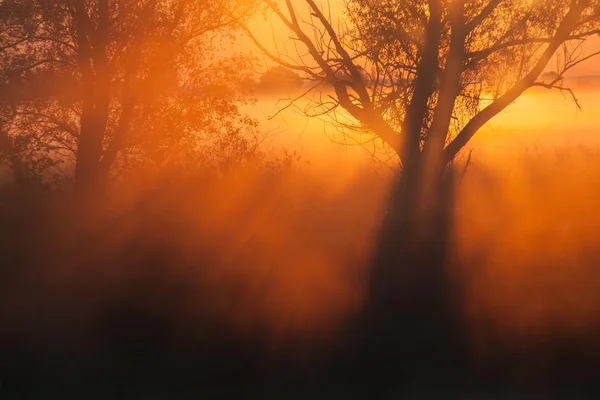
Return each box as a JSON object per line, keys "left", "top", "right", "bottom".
{"left": 244, "top": 0, "right": 600, "bottom": 179}
{"left": 0, "top": 0, "right": 261, "bottom": 191}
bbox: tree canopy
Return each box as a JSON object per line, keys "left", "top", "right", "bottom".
{"left": 0, "top": 0, "right": 260, "bottom": 191}
{"left": 243, "top": 0, "right": 600, "bottom": 177}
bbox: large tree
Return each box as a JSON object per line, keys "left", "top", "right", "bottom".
{"left": 0, "top": 0, "right": 259, "bottom": 193}
{"left": 242, "top": 0, "right": 600, "bottom": 379}
{"left": 243, "top": 0, "right": 600, "bottom": 217}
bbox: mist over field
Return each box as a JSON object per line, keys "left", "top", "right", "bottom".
{"left": 253, "top": 79, "right": 600, "bottom": 163}
{"left": 2, "top": 0, "right": 600, "bottom": 398}
{"left": 250, "top": 82, "right": 600, "bottom": 340}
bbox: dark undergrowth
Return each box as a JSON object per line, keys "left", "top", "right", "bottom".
{"left": 1, "top": 159, "right": 600, "bottom": 399}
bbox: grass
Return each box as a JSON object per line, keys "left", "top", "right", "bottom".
{"left": 2, "top": 145, "right": 600, "bottom": 397}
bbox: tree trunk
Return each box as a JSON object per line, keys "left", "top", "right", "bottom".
{"left": 74, "top": 116, "right": 105, "bottom": 194}
{"left": 74, "top": 81, "right": 109, "bottom": 196}
{"left": 72, "top": 0, "right": 110, "bottom": 197}
{"left": 357, "top": 160, "right": 467, "bottom": 391}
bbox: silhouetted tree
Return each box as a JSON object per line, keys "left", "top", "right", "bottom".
{"left": 258, "top": 66, "right": 303, "bottom": 92}
{"left": 243, "top": 0, "right": 600, "bottom": 382}
{"left": 0, "top": 0, "right": 259, "bottom": 193}
{"left": 244, "top": 0, "right": 600, "bottom": 221}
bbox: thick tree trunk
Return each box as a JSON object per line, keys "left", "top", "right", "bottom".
{"left": 357, "top": 159, "right": 466, "bottom": 391}
{"left": 73, "top": 82, "right": 110, "bottom": 196}
{"left": 74, "top": 114, "right": 106, "bottom": 195}
{"left": 72, "top": 0, "right": 110, "bottom": 197}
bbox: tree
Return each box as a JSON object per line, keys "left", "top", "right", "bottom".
{"left": 257, "top": 66, "right": 304, "bottom": 93}
{"left": 0, "top": 0, "right": 259, "bottom": 194}
{"left": 242, "top": 0, "right": 600, "bottom": 381}
{"left": 243, "top": 0, "right": 600, "bottom": 220}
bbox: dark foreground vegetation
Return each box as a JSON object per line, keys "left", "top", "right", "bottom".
{"left": 2, "top": 151, "right": 600, "bottom": 399}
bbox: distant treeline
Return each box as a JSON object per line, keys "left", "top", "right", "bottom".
{"left": 541, "top": 71, "right": 600, "bottom": 88}
{"left": 243, "top": 66, "right": 306, "bottom": 95}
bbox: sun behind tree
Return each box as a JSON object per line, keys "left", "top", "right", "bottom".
{"left": 242, "top": 0, "right": 600, "bottom": 219}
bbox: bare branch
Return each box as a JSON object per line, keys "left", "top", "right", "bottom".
{"left": 444, "top": 0, "right": 593, "bottom": 163}
{"left": 466, "top": 0, "right": 502, "bottom": 32}
{"left": 531, "top": 81, "right": 581, "bottom": 109}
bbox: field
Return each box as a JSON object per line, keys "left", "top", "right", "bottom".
{"left": 1, "top": 87, "right": 600, "bottom": 398}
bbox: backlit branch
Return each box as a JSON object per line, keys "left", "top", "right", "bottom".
{"left": 444, "top": 0, "right": 593, "bottom": 163}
